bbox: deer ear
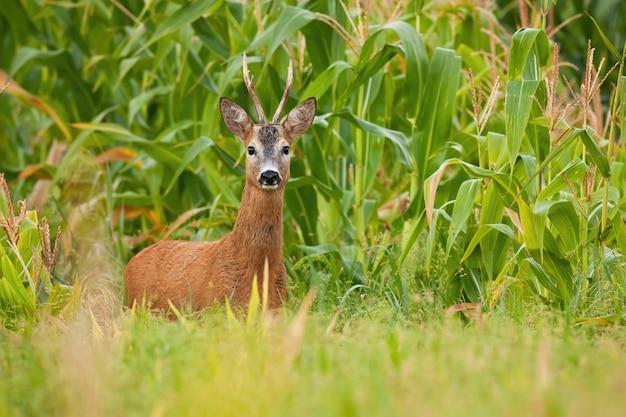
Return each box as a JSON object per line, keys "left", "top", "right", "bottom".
{"left": 282, "top": 98, "right": 316, "bottom": 142}
{"left": 220, "top": 97, "right": 253, "bottom": 140}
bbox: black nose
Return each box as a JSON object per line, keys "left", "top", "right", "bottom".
{"left": 260, "top": 170, "right": 280, "bottom": 186}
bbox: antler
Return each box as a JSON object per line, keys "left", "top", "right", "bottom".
{"left": 242, "top": 53, "right": 267, "bottom": 123}
{"left": 272, "top": 59, "right": 293, "bottom": 123}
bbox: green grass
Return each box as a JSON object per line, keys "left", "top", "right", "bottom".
{"left": 1, "top": 310, "right": 626, "bottom": 417}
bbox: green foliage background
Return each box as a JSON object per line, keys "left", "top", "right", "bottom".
{"left": 1, "top": 0, "right": 626, "bottom": 322}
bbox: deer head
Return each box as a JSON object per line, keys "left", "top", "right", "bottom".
{"left": 220, "top": 55, "right": 316, "bottom": 191}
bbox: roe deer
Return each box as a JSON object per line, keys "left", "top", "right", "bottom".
{"left": 125, "top": 55, "right": 316, "bottom": 310}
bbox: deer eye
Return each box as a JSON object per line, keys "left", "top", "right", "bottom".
{"left": 282, "top": 146, "right": 290, "bottom": 155}
{"left": 247, "top": 146, "right": 255, "bottom": 156}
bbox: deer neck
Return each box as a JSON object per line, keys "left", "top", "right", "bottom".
{"left": 230, "top": 183, "right": 284, "bottom": 265}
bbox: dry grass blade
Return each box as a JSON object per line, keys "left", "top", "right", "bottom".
{"left": 425, "top": 164, "right": 447, "bottom": 227}
{"left": 282, "top": 290, "right": 316, "bottom": 366}
{"left": 19, "top": 164, "right": 53, "bottom": 180}
{"left": 0, "top": 71, "right": 71, "bottom": 141}
{"left": 325, "top": 307, "right": 343, "bottom": 335}
{"left": 261, "top": 257, "right": 269, "bottom": 315}
{"left": 504, "top": 207, "right": 522, "bottom": 233}
{"left": 94, "top": 147, "right": 136, "bottom": 165}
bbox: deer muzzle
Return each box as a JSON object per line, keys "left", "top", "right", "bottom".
{"left": 259, "top": 170, "right": 281, "bottom": 189}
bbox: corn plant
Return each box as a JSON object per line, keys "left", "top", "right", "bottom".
{"left": 0, "top": 0, "right": 624, "bottom": 320}
{"left": 0, "top": 174, "right": 75, "bottom": 329}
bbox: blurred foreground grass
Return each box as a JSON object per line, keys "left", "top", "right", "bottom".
{"left": 1, "top": 309, "right": 626, "bottom": 417}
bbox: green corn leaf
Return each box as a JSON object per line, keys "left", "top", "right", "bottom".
{"left": 128, "top": 86, "right": 174, "bottom": 124}
{"left": 248, "top": 7, "right": 317, "bottom": 56}
{"left": 1, "top": 255, "right": 36, "bottom": 316}
{"left": 117, "top": 56, "right": 146, "bottom": 86}
{"left": 612, "top": 214, "right": 626, "bottom": 255}
{"left": 508, "top": 28, "right": 550, "bottom": 81}
{"left": 300, "top": 129, "right": 333, "bottom": 193}
{"left": 527, "top": 82, "right": 550, "bottom": 165}
{"left": 487, "top": 132, "right": 506, "bottom": 168}
{"left": 421, "top": 159, "right": 519, "bottom": 268}
{"left": 548, "top": 201, "right": 579, "bottom": 254}
{"left": 397, "top": 211, "right": 426, "bottom": 267}
{"left": 70, "top": 122, "right": 182, "bottom": 166}
{"left": 164, "top": 136, "right": 214, "bottom": 195}
{"left": 519, "top": 201, "right": 545, "bottom": 252}
{"left": 155, "top": 120, "right": 200, "bottom": 143}
{"left": 433, "top": 158, "right": 520, "bottom": 202}
{"left": 580, "top": 127, "right": 610, "bottom": 177}
{"left": 201, "top": 162, "right": 239, "bottom": 206}
{"left": 333, "top": 110, "right": 412, "bottom": 169}
{"left": 585, "top": 12, "right": 620, "bottom": 59}
{"left": 461, "top": 223, "right": 516, "bottom": 263}
{"left": 478, "top": 181, "right": 506, "bottom": 279}
{"left": 360, "top": 21, "right": 428, "bottom": 118}
{"left": 351, "top": 45, "right": 401, "bottom": 92}
{"left": 426, "top": 208, "right": 446, "bottom": 274}
{"left": 285, "top": 160, "right": 319, "bottom": 245}
{"left": 111, "top": 192, "right": 153, "bottom": 207}
{"left": 10, "top": 47, "right": 65, "bottom": 76}
{"left": 414, "top": 48, "right": 462, "bottom": 189}
{"left": 288, "top": 176, "right": 342, "bottom": 201}
{"left": 446, "top": 179, "right": 481, "bottom": 254}
{"left": 529, "top": 116, "right": 570, "bottom": 130}
{"left": 523, "top": 257, "right": 560, "bottom": 299}
{"left": 300, "top": 61, "right": 352, "bottom": 100}
{"left": 519, "top": 199, "right": 572, "bottom": 255}
{"left": 191, "top": 18, "right": 230, "bottom": 60}
{"left": 505, "top": 80, "right": 539, "bottom": 168}
{"left": 537, "top": 159, "right": 589, "bottom": 201}
{"left": 526, "top": 128, "right": 582, "bottom": 187}
{"left": 539, "top": 250, "right": 574, "bottom": 304}
{"left": 136, "top": 0, "right": 224, "bottom": 55}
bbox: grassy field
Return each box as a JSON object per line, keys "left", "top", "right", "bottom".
{"left": 2, "top": 310, "right": 626, "bottom": 417}
{"left": 1, "top": 0, "right": 626, "bottom": 415}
